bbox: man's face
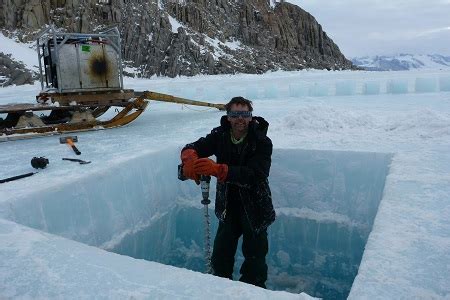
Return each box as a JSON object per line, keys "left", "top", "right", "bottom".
{"left": 227, "top": 103, "right": 252, "bottom": 135}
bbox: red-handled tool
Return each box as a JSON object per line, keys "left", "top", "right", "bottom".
{"left": 60, "top": 136, "right": 81, "bottom": 155}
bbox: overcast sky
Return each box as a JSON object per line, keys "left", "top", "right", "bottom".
{"left": 287, "top": 0, "right": 450, "bottom": 57}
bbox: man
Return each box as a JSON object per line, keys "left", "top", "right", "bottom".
{"left": 180, "top": 96, "right": 275, "bottom": 288}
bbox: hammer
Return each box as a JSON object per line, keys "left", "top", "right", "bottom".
{"left": 60, "top": 136, "right": 81, "bottom": 155}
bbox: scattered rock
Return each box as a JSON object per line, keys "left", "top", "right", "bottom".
{"left": 0, "top": 53, "right": 34, "bottom": 87}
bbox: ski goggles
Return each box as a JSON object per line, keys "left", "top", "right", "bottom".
{"left": 227, "top": 111, "right": 252, "bottom": 118}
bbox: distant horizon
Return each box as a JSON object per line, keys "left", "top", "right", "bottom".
{"left": 350, "top": 53, "right": 450, "bottom": 59}
{"left": 287, "top": 0, "right": 450, "bottom": 58}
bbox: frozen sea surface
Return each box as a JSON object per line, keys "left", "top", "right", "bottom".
{"left": 1, "top": 69, "right": 450, "bottom": 299}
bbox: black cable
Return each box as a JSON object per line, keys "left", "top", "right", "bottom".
{"left": 0, "top": 172, "right": 37, "bottom": 184}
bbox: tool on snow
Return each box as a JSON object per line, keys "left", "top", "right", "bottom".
{"left": 0, "top": 156, "right": 48, "bottom": 184}
{"left": 60, "top": 136, "right": 81, "bottom": 155}
{"left": 62, "top": 158, "right": 91, "bottom": 164}
{"left": 0, "top": 172, "right": 37, "bottom": 184}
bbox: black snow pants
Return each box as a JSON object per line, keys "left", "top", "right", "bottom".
{"left": 210, "top": 198, "right": 269, "bottom": 288}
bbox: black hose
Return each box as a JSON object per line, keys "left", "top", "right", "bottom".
{"left": 0, "top": 172, "right": 37, "bottom": 184}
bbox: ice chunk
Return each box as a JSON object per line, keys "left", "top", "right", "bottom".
{"left": 181, "top": 87, "right": 197, "bottom": 99}
{"left": 223, "top": 86, "right": 242, "bottom": 101}
{"left": 415, "top": 77, "right": 438, "bottom": 93}
{"left": 204, "top": 85, "right": 219, "bottom": 101}
{"left": 309, "top": 83, "right": 329, "bottom": 97}
{"left": 335, "top": 81, "right": 356, "bottom": 96}
{"left": 168, "top": 85, "right": 182, "bottom": 97}
{"left": 264, "top": 84, "right": 278, "bottom": 99}
{"left": 439, "top": 76, "right": 450, "bottom": 91}
{"left": 289, "top": 83, "right": 308, "bottom": 97}
{"left": 363, "top": 81, "right": 381, "bottom": 95}
{"left": 245, "top": 85, "right": 259, "bottom": 99}
{"left": 387, "top": 79, "right": 408, "bottom": 94}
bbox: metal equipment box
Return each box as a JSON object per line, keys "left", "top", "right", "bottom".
{"left": 58, "top": 43, "right": 120, "bottom": 91}
{"left": 37, "top": 26, "right": 124, "bottom": 93}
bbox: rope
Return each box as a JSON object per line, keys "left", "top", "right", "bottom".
{"left": 181, "top": 104, "right": 215, "bottom": 112}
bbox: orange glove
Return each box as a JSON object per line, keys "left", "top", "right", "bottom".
{"left": 181, "top": 149, "right": 199, "bottom": 183}
{"left": 193, "top": 158, "right": 228, "bottom": 182}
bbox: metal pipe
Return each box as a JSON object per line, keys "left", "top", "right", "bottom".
{"left": 139, "top": 91, "right": 226, "bottom": 111}
{"left": 51, "top": 25, "right": 62, "bottom": 93}
{"left": 36, "top": 37, "right": 44, "bottom": 90}
{"left": 116, "top": 27, "right": 124, "bottom": 89}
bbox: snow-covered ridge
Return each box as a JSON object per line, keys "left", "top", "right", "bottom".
{"left": 0, "top": 32, "right": 38, "bottom": 71}
{"left": 352, "top": 54, "right": 450, "bottom": 71}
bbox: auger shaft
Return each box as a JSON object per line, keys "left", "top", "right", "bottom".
{"left": 200, "top": 175, "right": 212, "bottom": 274}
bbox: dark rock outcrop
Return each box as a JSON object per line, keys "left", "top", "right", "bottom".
{"left": 0, "top": 0, "right": 355, "bottom": 78}
{"left": 0, "top": 53, "right": 35, "bottom": 87}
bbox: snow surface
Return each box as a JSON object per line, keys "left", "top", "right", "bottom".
{"left": 1, "top": 69, "right": 449, "bottom": 298}
{"left": 0, "top": 32, "right": 450, "bottom": 297}
{"left": 168, "top": 15, "right": 185, "bottom": 33}
{"left": 0, "top": 217, "right": 310, "bottom": 299}
{"left": 188, "top": 35, "right": 243, "bottom": 62}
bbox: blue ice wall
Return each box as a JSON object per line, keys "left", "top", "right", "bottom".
{"left": 415, "top": 78, "right": 438, "bottom": 93}
{"left": 387, "top": 79, "right": 408, "bottom": 94}
{"left": 440, "top": 76, "right": 450, "bottom": 91}
{"left": 363, "top": 81, "right": 381, "bottom": 95}
{"left": 0, "top": 148, "right": 200, "bottom": 246}
{"left": 0, "top": 148, "right": 391, "bottom": 299}
{"left": 110, "top": 149, "right": 392, "bottom": 299}
{"left": 270, "top": 150, "right": 391, "bottom": 226}
{"left": 336, "top": 81, "right": 356, "bottom": 96}
{"left": 157, "top": 74, "right": 448, "bottom": 102}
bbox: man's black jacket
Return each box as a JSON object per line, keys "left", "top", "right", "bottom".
{"left": 183, "top": 115, "right": 276, "bottom": 234}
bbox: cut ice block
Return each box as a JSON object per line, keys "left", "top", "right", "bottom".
{"left": 264, "top": 84, "right": 278, "bottom": 99}
{"left": 415, "top": 78, "right": 438, "bottom": 93}
{"left": 245, "top": 85, "right": 259, "bottom": 99}
{"left": 309, "top": 83, "right": 329, "bottom": 97}
{"left": 336, "top": 81, "right": 356, "bottom": 96}
{"left": 363, "top": 82, "right": 381, "bottom": 95}
{"left": 289, "top": 83, "right": 308, "bottom": 97}
{"left": 387, "top": 79, "right": 408, "bottom": 94}
{"left": 439, "top": 76, "right": 450, "bottom": 92}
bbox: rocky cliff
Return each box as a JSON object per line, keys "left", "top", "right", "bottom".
{"left": 0, "top": 0, "right": 354, "bottom": 78}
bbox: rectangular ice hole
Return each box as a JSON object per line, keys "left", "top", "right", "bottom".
{"left": 1, "top": 148, "right": 392, "bottom": 300}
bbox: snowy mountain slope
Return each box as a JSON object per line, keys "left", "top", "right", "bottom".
{"left": 0, "top": 0, "right": 354, "bottom": 78}
{"left": 0, "top": 33, "right": 38, "bottom": 71}
{"left": 352, "top": 54, "right": 450, "bottom": 71}
{"left": 0, "top": 33, "right": 37, "bottom": 86}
